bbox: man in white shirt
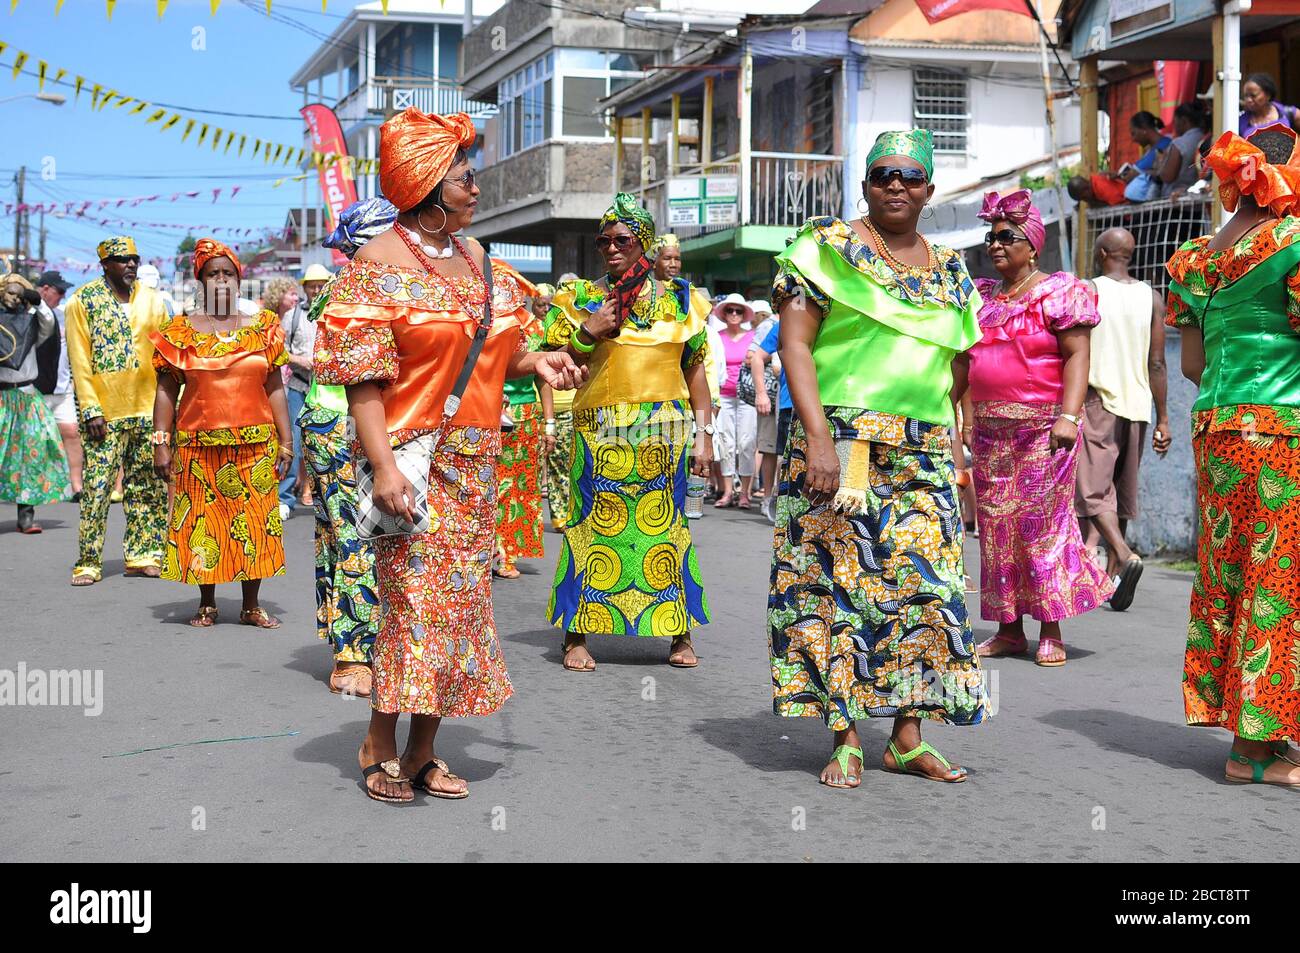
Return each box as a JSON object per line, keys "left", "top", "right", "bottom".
{"left": 1076, "top": 228, "right": 1173, "bottom": 611}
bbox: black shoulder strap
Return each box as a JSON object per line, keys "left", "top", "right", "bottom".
{"left": 443, "top": 249, "right": 494, "bottom": 419}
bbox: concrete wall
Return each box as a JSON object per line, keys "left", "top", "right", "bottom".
{"left": 857, "top": 58, "right": 1079, "bottom": 196}
{"left": 1130, "top": 329, "right": 1199, "bottom": 557}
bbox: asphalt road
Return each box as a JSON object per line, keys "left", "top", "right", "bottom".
{"left": 1, "top": 499, "right": 1294, "bottom": 862}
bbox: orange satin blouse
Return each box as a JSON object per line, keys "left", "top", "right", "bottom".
{"left": 150, "top": 310, "right": 287, "bottom": 443}
{"left": 313, "top": 258, "right": 537, "bottom": 434}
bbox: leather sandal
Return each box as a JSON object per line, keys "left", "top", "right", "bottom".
{"left": 821, "top": 744, "right": 863, "bottom": 789}
{"left": 977, "top": 633, "right": 1028, "bottom": 658}
{"left": 361, "top": 758, "right": 412, "bottom": 803}
{"left": 124, "top": 565, "right": 161, "bottom": 578}
{"left": 1035, "top": 637, "right": 1067, "bottom": 667}
{"left": 329, "top": 666, "right": 373, "bottom": 697}
{"left": 190, "top": 606, "right": 219, "bottom": 628}
{"left": 410, "top": 758, "right": 469, "bottom": 799}
{"left": 668, "top": 637, "right": 698, "bottom": 668}
{"left": 70, "top": 573, "right": 97, "bottom": 587}
{"left": 239, "top": 607, "right": 281, "bottom": 629}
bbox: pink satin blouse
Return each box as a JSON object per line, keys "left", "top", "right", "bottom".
{"left": 968, "top": 271, "right": 1099, "bottom": 404}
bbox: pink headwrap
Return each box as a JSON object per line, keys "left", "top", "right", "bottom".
{"left": 977, "top": 189, "right": 1046, "bottom": 255}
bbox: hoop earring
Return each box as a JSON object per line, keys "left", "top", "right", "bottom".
{"left": 418, "top": 205, "right": 449, "bottom": 236}
{"left": 856, "top": 196, "right": 868, "bottom": 215}
{"left": 921, "top": 204, "right": 935, "bottom": 221}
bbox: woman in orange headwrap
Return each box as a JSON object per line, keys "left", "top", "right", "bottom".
{"left": 1167, "top": 126, "right": 1300, "bottom": 786}
{"left": 150, "top": 239, "right": 295, "bottom": 628}
{"left": 314, "top": 109, "right": 587, "bottom": 803}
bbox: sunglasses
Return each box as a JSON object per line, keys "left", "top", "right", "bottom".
{"left": 595, "top": 234, "right": 637, "bottom": 251}
{"left": 723, "top": 307, "right": 747, "bottom": 316}
{"left": 443, "top": 167, "right": 475, "bottom": 190}
{"left": 868, "top": 166, "right": 928, "bottom": 187}
{"left": 983, "top": 229, "right": 1030, "bottom": 246}
{"left": 105, "top": 256, "right": 140, "bottom": 265}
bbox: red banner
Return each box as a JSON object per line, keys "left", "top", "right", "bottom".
{"left": 301, "top": 104, "right": 359, "bottom": 267}
{"left": 913, "top": 0, "right": 1033, "bottom": 23}
{"left": 1156, "top": 61, "right": 1200, "bottom": 129}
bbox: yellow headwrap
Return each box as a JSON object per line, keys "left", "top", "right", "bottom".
{"left": 97, "top": 236, "right": 139, "bottom": 260}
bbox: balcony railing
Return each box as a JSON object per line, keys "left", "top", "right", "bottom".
{"left": 1080, "top": 194, "right": 1212, "bottom": 297}
{"left": 334, "top": 76, "right": 497, "bottom": 126}
{"left": 632, "top": 152, "right": 844, "bottom": 242}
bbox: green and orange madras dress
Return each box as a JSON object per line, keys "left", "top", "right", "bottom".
{"left": 1167, "top": 217, "right": 1300, "bottom": 743}
{"left": 150, "top": 310, "right": 287, "bottom": 585}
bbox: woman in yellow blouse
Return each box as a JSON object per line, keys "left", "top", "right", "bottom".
{"left": 150, "top": 239, "right": 294, "bottom": 627}
{"left": 542, "top": 193, "right": 715, "bottom": 671}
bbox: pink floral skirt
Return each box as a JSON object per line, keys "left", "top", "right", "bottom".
{"left": 972, "top": 401, "right": 1114, "bottom": 623}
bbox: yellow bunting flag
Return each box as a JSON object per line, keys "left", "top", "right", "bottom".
{"left": 161, "top": 113, "right": 181, "bottom": 131}
{"left": 97, "top": 89, "right": 118, "bottom": 111}
{"left": 146, "top": 109, "right": 165, "bottom": 123}
{"left": 224, "top": 131, "right": 235, "bottom": 154}
{"left": 238, "top": 134, "right": 246, "bottom": 156}
{"left": 130, "top": 100, "right": 148, "bottom": 114}
{"left": 157, "top": 1, "right": 168, "bottom": 16}
{"left": 11, "top": 50, "right": 28, "bottom": 81}
{"left": 37, "top": 60, "right": 46, "bottom": 91}
{"left": 209, "top": 0, "right": 220, "bottom": 13}
{"left": 0, "top": 44, "right": 7, "bottom": 59}
{"left": 272, "top": 144, "right": 283, "bottom": 164}
{"left": 55, "top": 0, "right": 64, "bottom": 12}
{"left": 381, "top": 0, "right": 388, "bottom": 13}
{"left": 52, "top": 68, "right": 65, "bottom": 84}
{"left": 73, "top": 75, "right": 84, "bottom": 103}
{"left": 114, "top": 95, "right": 133, "bottom": 108}
{"left": 181, "top": 118, "right": 196, "bottom": 142}
{"left": 106, "top": 1, "right": 116, "bottom": 20}
{"left": 211, "top": 127, "right": 222, "bottom": 151}
{"left": 89, "top": 83, "right": 102, "bottom": 109}
{"left": 10, "top": 2, "right": 18, "bottom": 15}
{"left": 252, "top": 139, "right": 262, "bottom": 159}
{"left": 197, "top": 123, "right": 208, "bottom": 147}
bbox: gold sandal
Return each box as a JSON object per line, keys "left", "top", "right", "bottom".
{"left": 239, "top": 607, "right": 281, "bottom": 629}
{"left": 189, "top": 606, "right": 219, "bottom": 628}
{"left": 411, "top": 758, "right": 469, "bottom": 799}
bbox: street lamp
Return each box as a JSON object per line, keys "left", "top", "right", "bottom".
{"left": 0, "top": 92, "right": 66, "bottom": 106}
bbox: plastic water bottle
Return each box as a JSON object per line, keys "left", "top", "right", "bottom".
{"left": 684, "top": 474, "right": 707, "bottom": 520}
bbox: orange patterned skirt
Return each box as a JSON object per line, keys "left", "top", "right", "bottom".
{"left": 1186, "top": 420, "right": 1300, "bottom": 741}
{"left": 163, "top": 441, "right": 286, "bottom": 585}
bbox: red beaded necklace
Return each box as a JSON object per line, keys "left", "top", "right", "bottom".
{"left": 395, "top": 225, "right": 489, "bottom": 316}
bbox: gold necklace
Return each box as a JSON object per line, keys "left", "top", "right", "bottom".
{"left": 999, "top": 269, "right": 1041, "bottom": 299}
{"left": 861, "top": 216, "right": 935, "bottom": 273}
{"left": 197, "top": 309, "right": 241, "bottom": 343}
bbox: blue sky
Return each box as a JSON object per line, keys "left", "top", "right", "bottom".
{"left": 1, "top": 0, "right": 345, "bottom": 278}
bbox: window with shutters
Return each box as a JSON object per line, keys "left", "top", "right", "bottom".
{"left": 912, "top": 68, "right": 970, "bottom": 156}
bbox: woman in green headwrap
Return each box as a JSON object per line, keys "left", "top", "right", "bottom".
{"left": 542, "top": 193, "right": 715, "bottom": 671}
{"left": 769, "top": 129, "right": 990, "bottom": 789}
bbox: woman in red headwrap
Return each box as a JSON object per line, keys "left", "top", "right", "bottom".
{"left": 314, "top": 109, "right": 587, "bottom": 803}
{"left": 150, "top": 239, "right": 295, "bottom": 628}
{"left": 1167, "top": 126, "right": 1300, "bottom": 786}
{"left": 965, "top": 190, "right": 1113, "bottom": 668}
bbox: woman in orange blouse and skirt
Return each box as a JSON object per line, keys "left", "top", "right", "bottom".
{"left": 315, "top": 109, "right": 586, "bottom": 803}
{"left": 150, "top": 239, "right": 295, "bottom": 628}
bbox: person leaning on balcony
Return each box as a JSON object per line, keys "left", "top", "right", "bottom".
{"left": 1159, "top": 101, "right": 1211, "bottom": 198}
{"left": 768, "top": 129, "right": 988, "bottom": 789}
{"left": 1166, "top": 125, "right": 1300, "bottom": 787}
{"left": 1239, "top": 72, "right": 1298, "bottom": 139}
{"left": 540, "top": 193, "right": 715, "bottom": 672}
{"left": 313, "top": 108, "right": 586, "bottom": 803}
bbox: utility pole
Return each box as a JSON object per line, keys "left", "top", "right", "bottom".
{"left": 11, "top": 166, "right": 25, "bottom": 274}
{"left": 38, "top": 208, "right": 46, "bottom": 267}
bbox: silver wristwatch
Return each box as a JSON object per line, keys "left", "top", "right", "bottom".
{"left": 697, "top": 422, "right": 716, "bottom": 436}
{"left": 1059, "top": 412, "right": 1082, "bottom": 427}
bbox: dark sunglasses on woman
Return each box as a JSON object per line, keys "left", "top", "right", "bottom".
{"left": 868, "top": 166, "right": 928, "bottom": 187}
{"left": 596, "top": 234, "right": 637, "bottom": 251}
{"left": 444, "top": 167, "right": 475, "bottom": 189}
{"left": 983, "top": 229, "right": 1030, "bottom": 246}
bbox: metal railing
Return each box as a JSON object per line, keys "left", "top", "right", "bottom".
{"left": 332, "top": 77, "right": 497, "bottom": 125}
{"left": 631, "top": 152, "right": 844, "bottom": 241}
{"left": 1080, "top": 194, "right": 1213, "bottom": 297}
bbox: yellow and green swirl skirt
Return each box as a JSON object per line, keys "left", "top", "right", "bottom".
{"left": 547, "top": 399, "right": 709, "bottom": 637}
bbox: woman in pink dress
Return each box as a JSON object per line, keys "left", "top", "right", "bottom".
{"left": 966, "top": 190, "right": 1113, "bottom": 666}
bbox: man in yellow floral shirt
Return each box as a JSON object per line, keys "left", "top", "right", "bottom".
{"left": 63, "top": 236, "right": 170, "bottom": 585}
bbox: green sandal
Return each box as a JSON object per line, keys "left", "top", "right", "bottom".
{"left": 1225, "top": 751, "right": 1300, "bottom": 787}
{"left": 821, "top": 745, "right": 863, "bottom": 789}
{"left": 885, "top": 740, "right": 967, "bottom": 783}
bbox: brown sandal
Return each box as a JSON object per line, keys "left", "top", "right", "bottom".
{"left": 668, "top": 637, "right": 699, "bottom": 668}
{"left": 124, "top": 565, "right": 161, "bottom": 578}
{"left": 562, "top": 638, "right": 596, "bottom": 672}
{"left": 411, "top": 758, "right": 469, "bottom": 799}
{"left": 190, "top": 606, "right": 219, "bottom": 628}
{"left": 329, "top": 666, "right": 373, "bottom": 696}
{"left": 239, "top": 607, "right": 281, "bottom": 629}
{"left": 70, "top": 573, "right": 97, "bottom": 587}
